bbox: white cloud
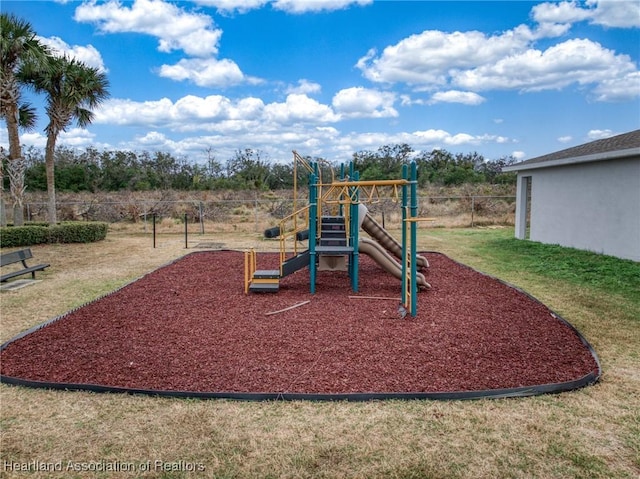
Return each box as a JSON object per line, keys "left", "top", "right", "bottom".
{"left": 357, "top": 27, "right": 534, "bottom": 85}
{"left": 95, "top": 93, "right": 341, "bottom": 130}
{"left": 134, "top": 131, "right": 182, "bottom": 151}
{"left": 19, "top": 132, "right": 47, "bottom": 149}
{"left": 411, "top": 129, "right": 508, "bottom": 148}
{"left": 428, "top": 90, "right": 486, "bottom": 105}
{"left": 399, "top": 94, "right": 418, "bottom": 107}
{"left": 591, "top": 71, "right": 640, "bottom": 102}
{"left": 119, "top": 124, "right": 346, "bottom": 162}
{"left": 74, "top": 0, "right": 222, "bottom": 57}
{"left": 357, "top": 4, "right": 638, "bottom": 103}
{"left": 173, "top": 95, "right": 234, "bottom": 121}
{"left": 263, "top": 93, "right": 339, "bottom": 124}
{"left": 58, "top": 128, "right": 99, "bottom": 147}
{"left": 412, "top": 129, "right": 450, "bottom": 143}
{"left": 445, "top": 133, "right": 477, "bottom": 145}
{"left": 272, "top": 0, "right": 373, "bottom": 14}
{"left": 74, "top": 0, "right": 259, "bottom": 88}
{"left": 38, "top": 36, "right": 108, "bottom": 72}
{"left": 80, "top": 92, "right": 516, "bottom": 162}
{"left": 190, "top": 0, "right": 372, "bottom": 14}
{"left": 191, "top": 0, "right": 269, "bottom": 14}
{"left": 332, "top": 130, "right": 512, "bottom": 160}
{"left": 587, "top": 129, "right": 615, "bottom": 140}
{"left": 557, "top": 135, "right": 573, "bottom": 143}
{"left": 454, "top": 38, "right": 636, "bottom": 93}
{"left": 286, "top": 79, "right": 322, "bottom": 95}
{"left": 19, "top": 128, "right": 102, "bottom": 150}
{"left": 158, "top": 58, "right": 259, "bottom": 88}
{"left": 531, "top": 1, "right": 592, "bottom": 25}
{"left": 332, "top": 87, "right": 397, "bottom": 118}
{"left": 512, "top": 151, "right": 526, "bottom": 160}
{"left": 94, "top": 95, "right": 271, "bottom": 130}
{"left": 588, "top": 0, "right": 640, "bottom": 28}
{"left": 95, "top": 98, "right": 176, "bottom": 126}
{"left": 532, "top": 1, "right": 640, "bottom": 28}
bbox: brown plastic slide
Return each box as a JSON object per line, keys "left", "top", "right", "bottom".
{"left": 358, "top": 238, "right": 430, "bottom": 289}
{"left": 360, "top": 210, "right": 429, "bottom": 269}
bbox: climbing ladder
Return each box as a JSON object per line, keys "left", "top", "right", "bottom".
{"left": 316, "top": 216, "right": 353, "bottom": 271}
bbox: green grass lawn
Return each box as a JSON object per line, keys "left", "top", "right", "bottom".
{"left": 477, "top": 234, "right": 640, "bottom": 305}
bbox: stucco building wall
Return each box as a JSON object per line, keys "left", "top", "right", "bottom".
{"left": 526, "top": 157, "right": 639, "bottom": 261}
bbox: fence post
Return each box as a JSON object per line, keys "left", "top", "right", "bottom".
{"left": 184, "top": 213, "right": 188, "bottom": 248}
{"left": 254, "top": 192, "right": 259, "bottom": 232}
{"left": 152, "top": 213, "right": 156, "bottom": 248}
{"left": 471, "top": 196, "right": 475, "bottom": 227}
{"left": 199, "top": 201, "right": 204, "bottom": 234}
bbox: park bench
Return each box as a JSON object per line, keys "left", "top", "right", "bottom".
{"left": 1, "top": 248, "right": 50, "bottom": 282}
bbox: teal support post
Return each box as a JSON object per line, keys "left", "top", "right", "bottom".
{"left": 347, "top": 162, "right": 355, "bottom": 281}
{"left": 410, "top": 161, "right": 418, "bottom": 317}
{"left": 401, "top": 164, "right": 408, "bottom": 303}
{"left": 350, "top": 170, "right": 360, "bottom": 292}
{"left": 308, "top": 171, "right": 318, "bottom": 294}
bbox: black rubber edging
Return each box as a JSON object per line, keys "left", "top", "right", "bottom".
{"left": 0, "top": 250, "right": 601, "bottom": 402}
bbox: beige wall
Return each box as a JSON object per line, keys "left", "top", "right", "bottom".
{"left": 522, "top": 157, "right": 640, "bottom": 261}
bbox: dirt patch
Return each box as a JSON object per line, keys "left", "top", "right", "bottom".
{"left": 0, "top": 251, "right": 599, "bottom": 395}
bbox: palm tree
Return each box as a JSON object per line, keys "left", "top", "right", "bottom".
{"left": 30, "top": 55, "right": 109, "bottom": 224}
{"left": 0, "top": 13, "right": 50, "bottom": 225}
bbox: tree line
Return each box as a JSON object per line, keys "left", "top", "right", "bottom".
{"left": 9, "top": 143, "right": 517, "bottom": 194}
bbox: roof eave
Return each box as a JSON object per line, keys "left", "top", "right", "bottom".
{"left": 502, "top": 147, "right": 640, "bottom": 172}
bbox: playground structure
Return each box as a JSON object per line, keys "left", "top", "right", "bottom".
{"left": 245, "top": 151, "right": 431, "bottom": 316}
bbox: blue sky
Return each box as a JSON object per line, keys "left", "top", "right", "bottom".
{"left": 3, "top": 0, "right": 639, "bottom": 166}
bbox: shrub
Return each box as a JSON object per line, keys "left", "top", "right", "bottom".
{"left": 0, "top": 225, "right": 49, "bottom": 247}
{"left": 48, "top": 222, "right": 109, "bottom": 244}
{"left": 0, "top": 222, "right": 108, "bottom": 248}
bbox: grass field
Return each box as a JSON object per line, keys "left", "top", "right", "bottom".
{"left": 1, "top": 226, "right": 638, "bottom": 479}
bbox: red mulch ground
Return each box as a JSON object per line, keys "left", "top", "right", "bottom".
{"left": 0, "top": 251, "right": 599, "bottom": 395}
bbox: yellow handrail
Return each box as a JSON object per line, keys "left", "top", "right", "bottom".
{"left": 244, "top": 249, "right": 256, "bottom": 294}
{"left": 277, "top": 205, "right": 311, "bottom": 274}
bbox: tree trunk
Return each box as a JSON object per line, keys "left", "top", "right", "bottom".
{"left": 0, "top": 198, "right": 6, "bottom": 228}
{"left": 13, "top": 202, "right": 24, "bottom": 226}
{"left": 45, "top": 133, "right": 58, "bottom": 225}
{"left": 4, "top": 94, "right": 25, "bottom": 226}
{"left": 7, "top": 155, "right": 26, "bottom": 227}
{"left": 0, "top": 154, "right": 7, "bottom": 227}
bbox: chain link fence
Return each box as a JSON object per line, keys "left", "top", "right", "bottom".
{"left": 20, "top": 193, "right": 516, "bottom": 233}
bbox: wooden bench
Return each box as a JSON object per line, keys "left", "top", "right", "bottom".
{"left": 1, "top": 248, "right": 50, "bottom": 282}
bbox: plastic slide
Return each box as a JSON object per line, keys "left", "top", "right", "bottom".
{"left": 358, "top": 238, "right": 430, "bottom": 288}
{"left": 358, "top": 205, "right": 429, "bottom": 269}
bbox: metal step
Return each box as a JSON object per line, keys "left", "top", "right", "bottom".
{"left": 252, "top": 269, "right": 280, "bottom": 279}
{"left": 249, "top": 282, "right": 279, "bottom": 293}
{"left": 320, "top": 230, "right": 347, "bottom": 239}
{"left": 322, "top": 223, "right": 346, "bottom": 232}
{"left": 321, "top": 216, "right": 345, "bottom": 224}
{"left": 319, "top": 238, "right": 348, "bottom": 247}
{"left": 316, "top": 245, "right": 354, "bottom": 255}
{"left": 250, "top": 270, "right": 280, "bottom": 293}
